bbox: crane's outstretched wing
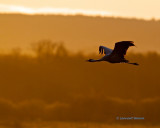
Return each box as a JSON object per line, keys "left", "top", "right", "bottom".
{"left": 110, "top": 41, "right": 135, "bottom": 58}
{"left": 99, "top": 46, "right": 112, "bottom": 55}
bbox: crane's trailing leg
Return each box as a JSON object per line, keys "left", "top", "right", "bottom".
{"left": 127, "top": 62, "right": 139, "bottom": 65}
{"left": 87, "top": 59, "right": 102, "bottom": 62}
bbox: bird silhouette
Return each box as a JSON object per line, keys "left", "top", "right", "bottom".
{"left": 87, "top": 41, "right": 139, "bottom": 65}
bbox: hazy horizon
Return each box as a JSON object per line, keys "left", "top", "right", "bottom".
{"left": 0, "top": 14, "right": 160, "bottom": 55}
{"left": 0, "top": 12, "right": 158, "bottom": 21}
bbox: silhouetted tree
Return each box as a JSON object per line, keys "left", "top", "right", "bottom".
{"left": 55, "top": 42, "right": 68, "bottom": 58}
{"left": 32, "top": 40, "right": 56, "bottom": 58}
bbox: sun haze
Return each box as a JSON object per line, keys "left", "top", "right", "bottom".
{"left": 0, "top": 0, "right": 160, "bottom": 19}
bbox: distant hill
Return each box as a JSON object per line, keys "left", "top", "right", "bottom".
{"left": 0, "top": 14, "right": 160, "bottom": 54}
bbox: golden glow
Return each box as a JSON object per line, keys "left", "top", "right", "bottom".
{"left": 0, "top": 4, "right": 34, "bottom": 14}
{"left": 0, "top": 0, "right": 160, "bottom": 20}
{"left": 0, "top": 4, "right": 112, "bottom": 16}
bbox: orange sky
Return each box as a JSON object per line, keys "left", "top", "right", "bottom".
{"left": 0, "top": 0, "right": 160, "bottom": 19}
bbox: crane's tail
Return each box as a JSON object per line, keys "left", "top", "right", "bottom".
{"left": 123, "top": 60, "right": 139, "bottom": 66}
{"left": 127, "top": 62, "right": 139, "bottom": 66}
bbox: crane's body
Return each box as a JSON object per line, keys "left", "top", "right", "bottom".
{"left": 88, "top": 41, "right": 139, "bottom": 65}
